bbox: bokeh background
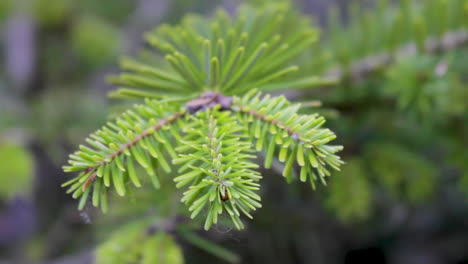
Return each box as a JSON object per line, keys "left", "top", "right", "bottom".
{"left": 0, "top": 0, "right": 467, "bottom": 263}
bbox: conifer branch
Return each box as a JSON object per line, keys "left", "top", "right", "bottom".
{"left": 78, "top": 111, "right": 185, "bottom": 191}
{"left": 325, "top": 29, "right": 468, "bottom": 82}
{"left": 62, "top": 2, "right": 345, "bottom": 229}
{"left": 101, "top": 111, "right": 184, "bottom": 169}
{"left": 232, "top": 91, "right": 344, "bottom": 187}
{"left": 174, "top": 108, "right": 261, "bottom": 230}
{"left": 109, "top": 3, "right": 323, "bottom": 100}
{"left": 62, "top": 100, "right": 185, "bottom": 211}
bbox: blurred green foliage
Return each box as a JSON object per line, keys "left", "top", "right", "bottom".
{"left": 325, "top": 159, "right": 372, "bottom": 222}
{"left": 366, "top": 143, "right": 436, "bottom": 203}
{"left": 30, "top": 89, "right": 107, "bottom": 144}
{"left": 0, "top": 143, "right": 33, "bottom": 199}
{"left": 0, "top": 0, "right": 11, "bottom": 20}
{"left": 305, "top": 0, "right": 467, "bottom": 223}
{"left": 384, "top": 54, "right": 467, "bottom": 122}
{"left": 96, "top": 221, "right": 184, "bottom": 264}
{"left": 71, "top": 15, "right": 121, "bottom": 67}
{"left": 77, "top": 0, "right": 135, "bottom": 22}
{"left": 33, "top": 0, "right": 72, "bottom": 27}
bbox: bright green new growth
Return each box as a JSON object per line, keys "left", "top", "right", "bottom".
{"left": 233, "top": 90, "right": 343, "bottom": 186}
{"left": 176, "top": 108, "right": 261, "bottom": 230}
{"left": 63, "top": 3, "right": 344, "bottom": 230}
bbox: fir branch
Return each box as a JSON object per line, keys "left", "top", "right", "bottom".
{"left": 232, "top": 90, "right": 344, "bottom": 187}
{"left": 62, "top": 100, "right": 185, "bottom": 211}
{"left": 109, "top": 3, "right": 323, "bottom": 100}
{"left": 174, "top": 108, "right": 261, "bottom": 230}
{"left": 95, "top": 111, "right": 184, "bottom": 168}
{"left": 79, "top": 110, "right": 184, "bottom": 191}
{"left": 325, "top": 29, "right": 468, "bottom": 82}
{"left": 62, "top": 2, "right": 346, "bottom": 229}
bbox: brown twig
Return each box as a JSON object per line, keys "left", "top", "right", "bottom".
{"left": 234, "top": 104, "right": 301, "bottom": 140}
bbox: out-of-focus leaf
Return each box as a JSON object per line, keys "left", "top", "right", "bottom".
{"left": 34, "top": 0, "right": 72, "bottom": 27}
{"left": 71, "top": 15, "right": 121, "bottom": 67}
{"left": 141, "top": 233, "right": 184, "bottom": 264}
{"left": 96, "top": 221, "right": 184, "bottom": 264}
{"left": 0, "top": 143, "right": 34, "bottom": 199}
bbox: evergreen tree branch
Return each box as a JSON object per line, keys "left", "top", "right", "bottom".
{"left": 62, "top": 100, "right": 185, "bottom": 211}
{"left": 109, "top": 3, "right": 324, "bottom": 100}
{"left": 325, "top": 30, "right": 468, "bottom": 82}
{"left": 232, "top": 90, "right": 344, "bottom": 187}
{"left": 174, "top": 108, "right": 261, "bottom": 230}
{"left": 62, "top": 2, "right": 346, "bottom": 229}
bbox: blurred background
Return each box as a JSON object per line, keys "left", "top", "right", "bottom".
{"left": 0, "top": 0, "right": 467, "bottom": 263}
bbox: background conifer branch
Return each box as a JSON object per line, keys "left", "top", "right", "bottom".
{"left": 325, "top": 29, "right": 468, "bottom": 82}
